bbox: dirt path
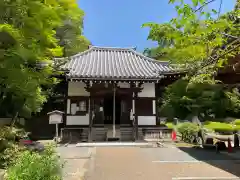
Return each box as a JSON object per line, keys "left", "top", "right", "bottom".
{"left": 84, "top": 147, "right": 240, "bottom": 180}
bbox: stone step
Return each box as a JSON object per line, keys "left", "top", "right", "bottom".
{"left": 120, "top": 127, "right": 133, "bottom": 141}
{"left": 92, "top": 128, "right": 107, "bottom": 141}
{"left": 60, "top": 128, "right": 89, "bottom": 143}
{"left": 107, "top": 128, "right": 120, "bottom": 138}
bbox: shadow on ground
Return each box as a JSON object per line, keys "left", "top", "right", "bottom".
{"left": 178, "top": 147, "right": 240, "bottom": 177}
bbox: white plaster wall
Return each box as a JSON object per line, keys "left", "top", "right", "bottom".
{"left": 68, "top": 82, "right": 90, "bottom": 96}
{"left": 138, "top": 83, "right": 155, "bottom": 97}
{"left": 138, "top": 116, "right": 156, "bottom": 125}
{"left": 118, "top": 82, "right": 130, "bottom": 88}
{"left": 66, "top": 115, "right": 89, "bottom": 125}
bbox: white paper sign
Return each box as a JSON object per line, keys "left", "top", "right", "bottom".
{"left": 71, "top": 103, "right": 77, "bottom": 115}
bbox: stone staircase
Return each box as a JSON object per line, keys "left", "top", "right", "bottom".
{"left": 106, "top": 125, "right": 121, "bottom": 141}
{"left": 120, "top": 127, "right": 134, "bottom": 141}
{"left": 81, "top": 128, "right": 89, "bottom": 142}
{"left": 60, "top": 126, "right": 146, "bottom": 143}
{"left": 138, "top": 128, "right": 144, "bottom": 141}
{"left": 60, "top": 128, "right": 89, "bottom": 143}
{"left": 92, "top": 127, "right": 108, "bottom": 141}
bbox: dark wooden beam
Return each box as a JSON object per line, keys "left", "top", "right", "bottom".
{"left": 88, "top": 97, "right": 92, "bottom": 141}
{"left": 63, "top": 79, "right": 68, "bottom": 127}
{"left": 134, "top": 89, "right": 138, "bottom": 141}
{"left": 155, "top": 83, "right": 160, "bottom": 125}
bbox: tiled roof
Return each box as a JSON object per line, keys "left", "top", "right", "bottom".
{"left": 61, "top": 46, "right": 177, "bottom": 80}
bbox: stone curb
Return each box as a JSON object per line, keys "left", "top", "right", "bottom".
{"left": 75, "top": 142, "right": 153, "bottom": 147}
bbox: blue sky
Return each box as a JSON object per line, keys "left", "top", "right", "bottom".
{"left": 78, "top": 0, "right": 236, "bottom": 52}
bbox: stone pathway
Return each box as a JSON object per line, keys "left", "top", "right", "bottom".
{"left": 57, "top": 146, "right": 95, "bottom": 180}
{"left": 84, "top": 147, "right": 240, "bottom": 180}
{"left": 0, "top": 169, "right": 4, "bottom": 180}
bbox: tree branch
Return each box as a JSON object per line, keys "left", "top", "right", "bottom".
{"left": 218, "top": 0, "right": 223, "bottom": 18}
{"left": 194, "top": 0, "right": 217, "bottom": 12}
{"left": 203, "top": 42, "right": 240, "bottom": 68}
{"left": 222, "top": 33, "right": 239, "bottom": 39}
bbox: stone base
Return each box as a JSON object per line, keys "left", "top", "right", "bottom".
{"left": 107, "top": 137, "right": 120, "bottom": 141}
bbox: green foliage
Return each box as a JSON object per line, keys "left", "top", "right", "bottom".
{"left": 144, "top": 0, "right": 240, "bottom": 119}
{"left": 0, "top": 126, "right": 26, "bottom": 142}
{"left": 1, "top": 144, "right": 25, "bottom": 168}
{"left": 55, "top": 0, "right": 90, "bottom": 56}
{"left": 0, "top": 0, "right": 89, "bottom": 119}
{"left": 203, "top": 121, "right": 238, "bottom": 132}
{"left": 234, "top": 119, "right": 240, "bottom": 125}
{"left": 0, "top": 126, "right": 27, "bottom": 168}
{"left": 143, "top": 0, "right": 239, "bottom": 68}
{"left": 177, "top": 122, "right": 200, "bottom": 143}
{"left": 165, "top": 122, "right": 174, "bottom": 129}
{"left": 5, "top": 144, "right": 62, "bottom": 180}
{"left": 160, "top": 78, "right": 240, "bottom": 119}
{"left": 160, "top": 79, "right": 190, "bottom": 119}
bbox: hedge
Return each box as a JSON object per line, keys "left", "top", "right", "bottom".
{"left": 165, "top": 122, "right": 174, "bottom": 129}
{"left": 234, "top": 119, "right": 240, "bottom": 125}
{"left": 162, "top": 120, "right": 240, "bottom": 132}
{"left": 203, "top": 121, "right": 240, "bottom": 132}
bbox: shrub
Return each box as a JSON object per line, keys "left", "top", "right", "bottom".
{"left": 0, "top": 126, "right": 27, "bottom": 168}
{"left": 203, "top": 121, "right": 234, "bottom": 132}
{"left": 234, "top": 119, "right": 240, "bottom": 125}
{"left": 5, "top": 143, "right": 63, "bottom": 180}
{"left": 165, "top": 122, "right": 174, "bottom": 129}
{"left": 0, "top": 143, "right": 25, "bottom": 168}
{"left": 0, "top": 126, "right": 26, "bottom": 142}
{"left": 177, "top": 122, "right": 200, "bottom": 143}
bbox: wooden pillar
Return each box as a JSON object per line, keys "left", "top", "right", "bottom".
{"left": 134, "top": 90, "right": 138, "bottom": 141}
{"left": 113, "top": 85, "right": 116, "bottom": 137}
{"left": 63, "top": 77, "right": 69, "bottom": 127}
{"left": 88, "top": 96, "right": 92, "bottom": 141}
{"left": 85, "top": 81, "right": 93, "bottom": 142}
{"left": 155, "top": 83, "right": 160, "bottom": 125}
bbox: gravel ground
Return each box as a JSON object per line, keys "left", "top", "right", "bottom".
{"left": 84, "top": 146, "right": 240, "bottom": 180}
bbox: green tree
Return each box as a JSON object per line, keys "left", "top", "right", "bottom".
{"left": 0, "top": 0, "right": 89, "bottom": 123}
{"left": 144, "top": 0, "right": 240, "bottom": 119}
{"left": 160, "top": 78, "right": 240, "bottom": 119}
{"left": 55, "top": 0, "right": 90, "bottom": 57}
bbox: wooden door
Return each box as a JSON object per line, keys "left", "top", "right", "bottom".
{"left": 120, "top": 96, "right": 132, "bottom": 125}
{"left": 92, "top": 97, "right": 104, "bottom": 125}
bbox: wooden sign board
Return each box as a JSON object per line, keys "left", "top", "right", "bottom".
{"left": 47, "top": 110, "right": 64, "bottom": 124}
{"left": 49, "top": 114, "right": 63, "bottom": 124}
